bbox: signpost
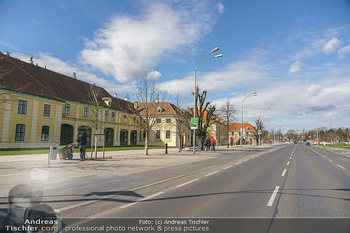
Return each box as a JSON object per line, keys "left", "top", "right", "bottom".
{"left": 191, "top": 118, "right": 198, "bottom": 129}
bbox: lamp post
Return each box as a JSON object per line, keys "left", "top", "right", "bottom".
{"left": 241, "top": 92, "right": 257, "bottom": 147}
{"left": 193, "top": 48, "right": 223, "bottom": 154}
{"left": 258, "top": 107, "right": 270, "bottom": 146}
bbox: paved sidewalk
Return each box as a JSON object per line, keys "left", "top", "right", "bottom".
{"left": 0, "top": 145, "right": 276, "bottom": 168}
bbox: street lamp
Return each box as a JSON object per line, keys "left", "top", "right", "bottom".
{"left": 241, "top": 91, "right": 257, "bottom": 147}
{"left": 258, "top": 107, "right": 270, "bottom": 146}
{"left": 193, "top": 48, "right": 223, "bottom": 154}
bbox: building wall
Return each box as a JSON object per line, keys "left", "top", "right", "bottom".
{"left": 0, "top": 90, "right": 140, "bottom": 148}
{"left": 0, "top": 90, "right": 64, "bottom": 148}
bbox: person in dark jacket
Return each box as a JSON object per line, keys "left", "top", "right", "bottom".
{"left": 77, "top": 131, "right": 87, "bottom": 161}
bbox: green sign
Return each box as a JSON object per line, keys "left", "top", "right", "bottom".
{"left": 191, "top": 118, "right": 199, "bottom": 129}
{"left": 258, "top": 129, "right": 262, "bottom": 134}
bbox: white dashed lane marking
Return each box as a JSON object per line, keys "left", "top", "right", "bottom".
{"left": 267, "top": 186, "right": 280, "bottom": 207}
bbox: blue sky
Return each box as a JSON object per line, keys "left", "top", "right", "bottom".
{"left": 1, "top": 0, "right": 350, "bottom": 133}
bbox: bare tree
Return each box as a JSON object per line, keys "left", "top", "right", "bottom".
{"left": 194, "top": 86, "right": 216, "bottom": 150}
{"left": 0, "top": 53, "right": 16, "bottom": 111}
{"left": 254, "top": 118, "right": 264, "bottom": 145}
{"left": 130, "top": 73, "right": 166, "bottom": 155}
{"left": 85, "top": 85, "right": 106, "bottom": 134}
{"left": 219, "top": 99, "right": 236, "bottom": 147}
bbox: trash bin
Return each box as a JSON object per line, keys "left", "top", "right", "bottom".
{"left": 49, "top": 146, "right": 57, "bottom": 160}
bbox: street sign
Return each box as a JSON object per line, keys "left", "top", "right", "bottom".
{"left": 258, "top": 129, "right": 262, "bottom": 134}
{"left": 191, "top": 118, "right": 198, "bottom": 129}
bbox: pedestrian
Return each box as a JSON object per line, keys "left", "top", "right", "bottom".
{"left": 210, "top": 137, "right": 215, "bottom": 151}
{"left": 77, "top": 131, "right": 87, "bottom": 161}
{"left": 204, "top": 138, "right": 209, "bottom": 151}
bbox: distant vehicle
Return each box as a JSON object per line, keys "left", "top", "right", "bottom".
{"left": 294, "top": 141, "right": 297, "bottom": 144}
{"left": 306, "top": 142, "right": 310, "bottom": 146}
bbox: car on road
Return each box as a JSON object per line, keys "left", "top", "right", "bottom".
{"left": 306, "top": 142, "right": 310, "bottom": 146}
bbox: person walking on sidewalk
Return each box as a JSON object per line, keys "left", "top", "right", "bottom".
{"left": 77, "top": 131, "right": 87, "bottom": 161}
{"left": 210, "top": 137, "right": 216, "bottom": 151}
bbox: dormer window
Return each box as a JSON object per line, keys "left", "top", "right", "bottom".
{"left": 103, "top": 97, "right": 112, "bottom": 106}
{"left": 157, "top": 106, "right": 163, "bottom": 113}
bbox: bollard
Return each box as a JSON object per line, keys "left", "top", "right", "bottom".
{"left": 165, "top": 143, "right": 168, "bottom": 154}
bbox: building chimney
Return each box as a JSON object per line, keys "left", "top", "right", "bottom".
{"left": 73, "top": 72, "right": 77, "bottom": 79}
{"left": 29, "top": 57, "right": 34, "bottom": 64}
{"left": 114, "top": 93, "right": 117, "bottom": 98}
{"left": 4, "top": 52, "right": 10, "bottom": 56}
{"left": 134, "top": 101, "right": 138, "bottom": 110}
{"left": 124, "top": 96, "right": 129, "bottom": 101}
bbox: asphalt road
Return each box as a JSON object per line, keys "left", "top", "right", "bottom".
{"left": 2, "top": 144, "right": 350, "bottom": 232}
{"left": 91, "top": 144, "right": 350, "bottom": 232}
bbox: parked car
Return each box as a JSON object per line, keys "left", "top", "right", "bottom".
{"left": 306, "top": 142, "right": 310, "bottom": 146}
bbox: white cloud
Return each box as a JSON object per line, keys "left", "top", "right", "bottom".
{"left": 323, "top": 37, "right": 342, "bottom": 54}
{"left": 337, "top": 44, "right": 350, "bottom": 59}
{"left": 159, "top": 60, "right": 269, "bottom": 97}
{"left": 79, "top": 2, "right": 216, "bottom": 84}
{"left": 217, "top": 3, "right": 224, "bottom": 14}
{"left": 289, "top": 61, "right": 303, "bottom": 73}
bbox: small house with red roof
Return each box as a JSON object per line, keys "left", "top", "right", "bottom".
{"left": 229, "top": 123, "right": 256, "bottom": 145}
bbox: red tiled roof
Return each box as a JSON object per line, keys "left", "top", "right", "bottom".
{"left": 229, "top": 123, "right": 256, "bottom": 131}
{"left": 0, "top": 52, "right": 134, "bottom": 113}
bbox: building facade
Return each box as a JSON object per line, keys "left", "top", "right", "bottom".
{"left": 0, "top": 52, "right": 139, "bottom": 148}
{"left": 229, "top": 123, "right": 257, "bottom": 145}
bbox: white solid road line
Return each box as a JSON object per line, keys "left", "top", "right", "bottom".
{"left": 120, "top": 192, "right": 164, "bottom": 209}
{"left": 281, "top": 169, "right": 287, "bottom": 177}
{"left": 205, "top": 171, "right": 220, "bottom": 177}
{"left": 236, "top": 162, "right": 242, "bottom": 165}
{"left": 267, "top": 186, "right": 280, "bottom": 207}
{"left": 177, "top": 178, "right": 199, "bottom": 188}
{"left": 337, "top": 164, "right": 345, "bottom": 170}
{"left": 223, "top": 165, "right": 233, "bottom": 170}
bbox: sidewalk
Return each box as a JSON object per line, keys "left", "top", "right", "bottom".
{"left": 0, "top": 144, "right": 276, "bottom": 168}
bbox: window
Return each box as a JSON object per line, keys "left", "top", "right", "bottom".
{"left": 156, "top": 130, "right": 161, "bottom": 139}
{"left": 43, "top": 104, "right": 51, "bottom": 117}
{"left": 166, "top": 130, "right": 171, "bottom": 139}
{"left": 15, "top": 124, "right": 25, "bottom": 141}
{"left": 166, "top": 119, "right": 171, "bottom": 123}
{"left": 143, "top": 131, "right": 146, "bottom": 138}
{"left": 41, "top": 126, "right": 49, "bottom": 141}
{"left": 105, "top": 111, "right": 109, "bottom": 120}
{"left": 64, "top": 104, "right": 71, "bottom": 115}
{"left": 123, "top": 115, "right": 127, "bottom": 123}
{"left": 133, "top": 117, "right": 136, "bottom": 124}
{"left": 84, "top": 107, "right": 89, "bottom": 117}
{"left": 156, "top": 119, "right": 161, "bottom": 123}
{"left": 18, "top": 100, "right": 27, "bottom": 114}
{"left": 111, "top": 112, "right": 116, "bottom": 121}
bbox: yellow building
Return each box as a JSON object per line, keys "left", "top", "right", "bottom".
{"left": 0, "top": 52, "right": 138, "bottom": 148}
{"left": 137, "top": 102, "right": 191, "bottom": 148}
{"left": 229, "top": 123, "right": 256, "bottom": 145}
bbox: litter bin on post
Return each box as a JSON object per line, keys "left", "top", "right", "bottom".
{"left": 48, "top": 146, "right": 57, "bottom": 164}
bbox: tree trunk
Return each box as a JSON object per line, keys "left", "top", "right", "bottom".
{"left": 145, "top": 131, "right": 149, "bottom": 155}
